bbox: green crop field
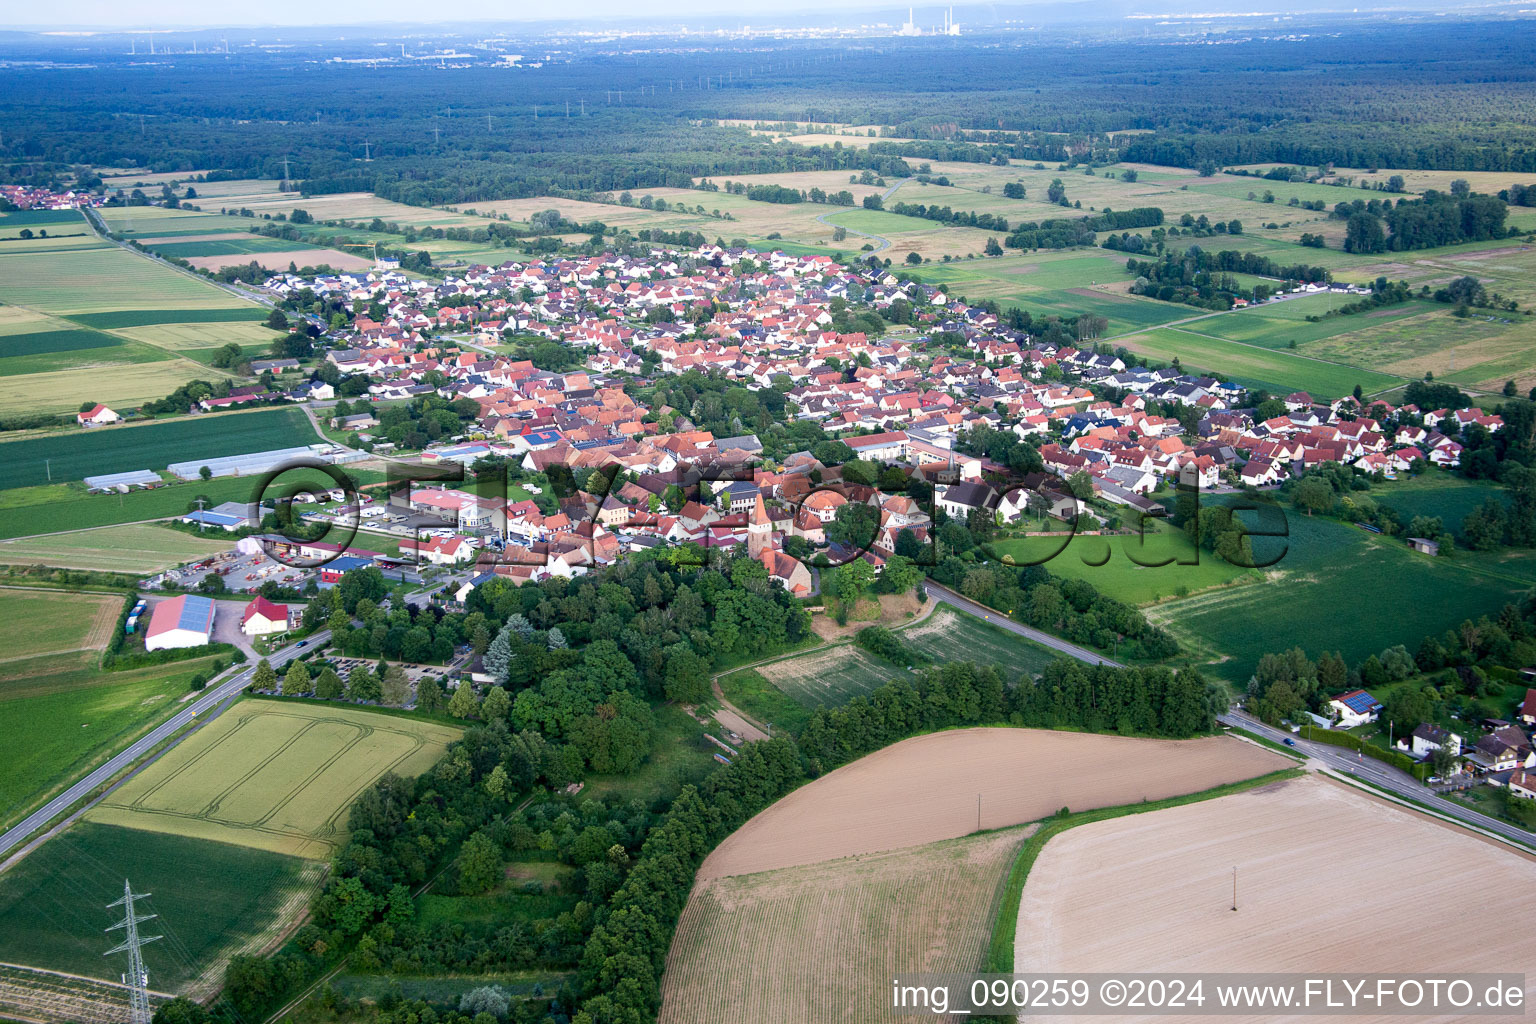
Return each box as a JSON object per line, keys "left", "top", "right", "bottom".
{"left": 1118, "top": 325, "right": 1403, "bottom": 397}
{"left": 0, "top": 406, "right": 317, "bottom": 491}
{"left": 0, "top": 653, "right": 225, "bottom": 830}
{"left": 68, "top": 307, "right": 269, "bottom": 329}
{"left": 752, "top": 606, "right": 1061, "bottom": 712}
{"left": 0, "top": 209, "right": 88, "bottom": 228}
{"left": 149, "top": 237, "right": 307, "bottom": 258}
{"left": 0, "top": 245, "right": 260, "bottom": 316}
{"left": 1147, "top": 506, "right": 1532, "bottom": 685}
{"left": 0, "top": 465, "right": 382, "bottom": 540}
{"left": 0, "top": 822, "right": 318, "bottom": 991}
{"left": 991, "top": 521, "right": 1256, "bottom": 606}
{"left": 87, "top": 700, "right": 461, "bottom": 858}
{"left": 1370, "top": 471, "right": 1508, "bottom": 534}
{"left": 0, "top": 523, "right": 233, "bottom": 573}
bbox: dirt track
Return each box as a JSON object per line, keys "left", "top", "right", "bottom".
{"left": 1015, "top": 775, "right": 1536, "bottom": 1023}
{"left": 699, "top": 728, "right": 1287, "bottom": 879}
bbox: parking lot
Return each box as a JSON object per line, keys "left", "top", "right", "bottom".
{"left": 150, "top": 548, "right": 314, "bottom": 594}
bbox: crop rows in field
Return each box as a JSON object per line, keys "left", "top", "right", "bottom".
{"left": 660, "top": 828, "right": 1027, "bottom": 1024}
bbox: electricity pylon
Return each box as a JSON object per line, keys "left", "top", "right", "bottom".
{"left": 105, "top": 880, "right": 161, "bottom": 1024}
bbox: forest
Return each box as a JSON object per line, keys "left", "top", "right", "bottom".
{"left": 7, "top": 20, "right": 1536, "bottom": 213}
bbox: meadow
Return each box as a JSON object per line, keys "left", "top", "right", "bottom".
{"left": 87, "top": 700, "right": 461, "bottom": 858}
{"left": 0, "top": 523, "right": 233, "bottom": 574}
{"left": 0, "top": 406, "right": 317, "bottom": 491}
{"left": 1116, "top": 325, "right": 1404, "bottom": 397}
{"left": 0, "top": 822, "right": 318, "bottom": 991}
{"left": 990, "top": 521, "right": 1256, "bottom": 607}
{"left": 1146, "top": 506, "right": 1532, "bottom": 684}
{"left": 0, "top": 652, "right": 225, "bottom": 831}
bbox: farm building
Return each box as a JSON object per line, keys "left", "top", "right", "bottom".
{"left": 241, "top": 596, "right": 292, "bottom": 636}
{"left": 76, "top": 404, "right": 122, "bottom": 427}
{"left": 144, "top": 594, "right": 216, "bottom": 651}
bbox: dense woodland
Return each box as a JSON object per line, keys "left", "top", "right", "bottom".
{"left": 7, "top": 20, "right": 1536, "bottom": 210}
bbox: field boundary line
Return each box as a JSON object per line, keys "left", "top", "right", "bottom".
{"left": 985, "top": 767, "right": 1304, "bottom": 977}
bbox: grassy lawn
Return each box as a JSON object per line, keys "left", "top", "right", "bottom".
{"left": 0, "top": 653, "right": 224, "bottom": 832}
{"left": 0, "top": 822, "right": 315, "bottom": 990}
{"left": 718, "top": 666, "right": 815, "bottom": 736}
{"left": 991, "top": 520, "right": 1255, "bottom": 606}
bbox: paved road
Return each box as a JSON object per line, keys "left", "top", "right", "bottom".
{"left": 0, "top": 630, "right": 330, "bottom": 861}
{"left": 816, "top": 176, "right": 909, "bottom": 255}
{"left": 1219, "top": 709, "right": 1535, "bottom": 849}
{"left": 924, "top": 581, "right": 1124, "bottom": 667}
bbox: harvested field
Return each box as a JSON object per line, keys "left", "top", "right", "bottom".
{"left": 0, "top": 588, "right": 119, "bottom": 663}
{"left": 87, "top": 700, "right": 460, "bottom": 858}
{"left": 0, "top": 523, "right": 233, "bottom": 574}
{"left": 660, "top": 827, "right": 1030, "bottom": 1024}
{"left": 183, "top": 247, "right": 373, "bottom": 272}
{"left": 700, "top": 728, "right": 1287, "bottom": 879}
{"left": 1014, "top": 775, "right": 1536, "bottom": 1024}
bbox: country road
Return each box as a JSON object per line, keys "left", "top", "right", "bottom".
{"left": 0, "top": 629, "right": 330, "bottom": 863}
{"left": 1219, "top": 708, "right": 1535, "bottom": 850}
{"left": 816, "top": 176, "right": 909, "bottom": 255}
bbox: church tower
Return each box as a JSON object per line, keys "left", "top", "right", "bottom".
{"left": 748, "top": 493, "right": 772, "bottom": 559}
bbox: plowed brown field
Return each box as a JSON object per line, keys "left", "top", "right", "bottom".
{"left": 700, "top": 728, "right": 1287, "bottom": 879}
{"left": 1015, "top": 775, "right": 1536, "bottom": 1023}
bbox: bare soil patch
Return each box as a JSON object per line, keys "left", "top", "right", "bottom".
{"left": 183, "top": 249, "right": 373, "bottom": 272}
{"left": 810, "top": 591, "right": 923, "bottom": 641}
{"left": 1015, "top": 775, "right": 1536, "bottom": 1023}
{"left": 699, "top": 728, "right": 1287, "bottom": 879}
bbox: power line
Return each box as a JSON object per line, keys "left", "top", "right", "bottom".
{"left": 104, "top": 880, "right": 161, "bottom": 1024}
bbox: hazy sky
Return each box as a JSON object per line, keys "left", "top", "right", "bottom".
{"left": 11, "top": 0, "right": 909, "bottom": 29}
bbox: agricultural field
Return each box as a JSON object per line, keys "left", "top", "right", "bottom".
{"left": 0, "top": 305, "right": 172, "bottom": 379}
{"left": 0, "top": 244, "right": 257, "bottom": 316}
{"left": 699, "top": 728, "right": 1286, "bottom": 879}
{"left": 752, "top": 606, "right": 1059, "bottom": 709}
{"left": 86, "top": 700, "right": 461, "bottom": 858}
{"left": 1014, "top": 775, "right": 1536, "bottom": 1016}
{"left": 0, "top": 962, "right": 168, "bottom": 1024}
{"left": 1115, "top": 324, "right": 1404, "bottom": 398}
{"left": 1146, "top": 506, "right": 1535, "bottom": 685}
{"left": 1370, "top": 471, "right": 1506, "bottom": 534}
{"left": 0, "top": 653, "right": 225, "bottom": 831}
{"left": 0, "top": 587, "right": 120, "bottom": 663}
{"left": 1189, "top": 294, "right": 1437, "bottom": 348}
{"left": 0, "top": 523, "right": 233, "bottom": 574}
{"left": 0, "top": 406, "right": 317, "bottom": 491}
{"left": 184, "top": 247, "right": 376, "bottom": 272}
{"left": 660, "top": 827, "right": 1029, "bottom": 1024}
{"left": 0, "top": 821, "right": 321, "bottom": 993}
{"left": 0, "top": 465, "right": 379, "bottom": 540}
{"left": 991, "top": 522, "right": 1256, "bottom": 607}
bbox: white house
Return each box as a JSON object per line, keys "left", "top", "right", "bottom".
{"left": 1328, "top": 689, "right": 1383, "bottom": 728}
{"left": 1410, "top": 722, "right": 1461, "bottom": 759}
{"left": 77, "top": 403, "right": 122, "bottom": 427}
{"left": 144, "top": 594, "right": 215, "bottom": 651}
